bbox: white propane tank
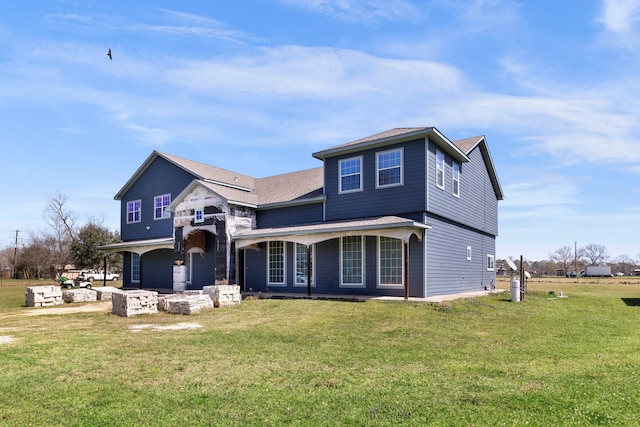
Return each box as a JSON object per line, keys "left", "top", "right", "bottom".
{"left": 510, "top": 278, "right": 521, "bottom": 302}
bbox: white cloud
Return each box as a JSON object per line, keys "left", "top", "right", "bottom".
{"left": 597, "top": 0, "right": 640, "bottom": 32}
{"left": 278, "top": 0, "right": 419, "bottom": 23}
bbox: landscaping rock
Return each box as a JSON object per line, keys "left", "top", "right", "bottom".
{"left": 25, "top": 286, "right": 63, "bottom": 307}
{"left": 111, "top": 290, "right": 158, "bottom": 317}
{"left": 62, "top": 288, "right": 97, "bottom": 303}
{"left": 203, "top": 285, "right": 241, "bottom": 307}
{"left": 94, "top": 286, "right": 124, "bottom": 301}
{"left": 162, "top": 294, "right": 213, "bottom": 315}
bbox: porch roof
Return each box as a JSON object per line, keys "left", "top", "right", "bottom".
{"left": 98, "top": 238, "right": 173, "bottom": 256}
{"left": 232, "top": 216, "right": 430, "bottom": 249}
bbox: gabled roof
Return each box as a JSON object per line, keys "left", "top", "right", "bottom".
{"left": 114, "top": 151, "right": 255, "bottom": 200}
{"left": 452, "top": 135, "right": 504, "bottom": 201}
{"left": 167, "top": 180, "right": 259, "bottom": 212}
{"left": 255, "top": 167, "right": 324, "bottom": 207}
{"left": 312, "top": 127, "right": 470, "bottom": 163}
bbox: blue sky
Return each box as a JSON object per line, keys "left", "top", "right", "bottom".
{"left": 1, "top": 0, "right": 639, "bottom": 262}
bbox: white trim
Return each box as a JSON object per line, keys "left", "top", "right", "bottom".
{"left": 194, "top": 208, "right": 204, "bottom": 223}
{"left": 338, "top": 156, "right": 363, "bottom": 194}
{"left": 466, "top": 246, "right": 472, "bottom": 261}
{"left": 267, "top": 241, "right": 286, "bottom": 286}
{"left": 377, "top": 236, "right": 404, "bottom": 288}
{"left": 487, "top": 254, "right": 495, "bottom": 271}
{"left": 375, "top": 148, "right": 403, "bottom": 189}
{"left": 436, "top": 150, "right": 445, "bottom": 190}
{"left": 154, "top": 194, "right": 172, "bottom": 220}
{"left": 452, "top": 162, "right": 460, "bottom": 198}
{"left": 340, "top": 235, "right": 365, "bottom": 287}
{"left": 131, "top": 252, "right": 140, "bottom": 283}
{"left": 126, "top": 199, "right": 141, "bottom": 224}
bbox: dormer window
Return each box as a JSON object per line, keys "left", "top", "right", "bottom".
{"left": 376, "top": 148, "right": 403, "bottom": 188}
{"left": 339, "top": 156, "right": 362, "bottom": 193}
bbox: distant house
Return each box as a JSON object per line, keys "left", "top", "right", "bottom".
{"left": 100, "top": 127, "right": 503, "bottom": 298}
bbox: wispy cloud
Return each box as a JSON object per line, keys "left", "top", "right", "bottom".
{"left": 278, "top": 0, "right": 419, "bottom": 23}
{"left": 597, "top": 0, "right": 640, "bottom": 32}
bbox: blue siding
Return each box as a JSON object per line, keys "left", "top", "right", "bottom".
{"left": 188, "top": 232, "right": 216, "bottom": 289}
{"left": 120, "top": 156, "right": 197, "bottom": 241}
{"left": 324, "top": 140, "right": 427, "bottom": 221}
{"left": 424, "top": 215, "right": 496, "bottom": 296}
{"left": 257, "top": 202, "right": 323, "bottom": 228}
{"left": 140, "top": 249, "right": 174, "bottom": 291}
{"left": 427, "top": 140, "right": 498, "bottom": 236}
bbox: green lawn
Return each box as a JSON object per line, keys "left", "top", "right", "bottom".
{"left": 1, "top": 278, "right": 640, "bottom": 426}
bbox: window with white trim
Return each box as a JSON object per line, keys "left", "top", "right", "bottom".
{"left": 376, "top": 149, "right": 403, "bottom": 188}
{"left": 295, "top": 243, "right": 314, "bottom": 286}
{"left": 341, "top": 236, "right": 363, "bottom": 286}
{"left": 339, "top": 156, "right": 363, "bottom": 193}
{"left": 268, "top": 241, "right": 285, "bottom": 285}
{"left": 436, "top": 150, "right": 445, "bottom": 189}
{"left": 131, "top": 253, "right": 140, "bottom": 282}
{"left": 154, "top": 194, "right": 171, "bottom": 220}
{"left": 466, "top": 246, "right": 472, "bottom": 261}
{"left": 487, "top": 254, "right": 495, "bottom": 271}
{"left": 452, "top": 162, "right": 460, "bottom": 197}
{"left": 127, "top": 200, "right": 141, "bottom": 224}
{"left": 378, "top": 237, "right": 403, "bottom": 287}
{"left": 194, "top": 208, "right": 204, "bottom": 223}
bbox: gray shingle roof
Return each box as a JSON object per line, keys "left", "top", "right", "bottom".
{"left": 255, "top": 167, "right": 323, "bottom": 205}
{"left": 452, "top": 136, "right": 484, "bottom": 154}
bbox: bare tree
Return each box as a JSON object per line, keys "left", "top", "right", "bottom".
{"left": 44, "top": 192, "right": 77, "bottom": 276}
{"left": 550, "top": 245, "right": 574, "bottom": 275}
{"left": 580, "top": 243, "right": 609, "bottom": 266}
{"left": 612, "top": 255, "right": 635, "bottom": 275}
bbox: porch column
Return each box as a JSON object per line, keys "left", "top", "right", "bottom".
{"left": 307, "top": 245, "right": 312, "bottom": 296}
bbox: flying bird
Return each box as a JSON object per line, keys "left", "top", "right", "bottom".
{"left": 107, "top": 48, "right": 112, "bottom": 60}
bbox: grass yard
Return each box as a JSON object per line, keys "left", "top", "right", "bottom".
{"left": 1, "top": 277, "right": 640, "bottom": 426}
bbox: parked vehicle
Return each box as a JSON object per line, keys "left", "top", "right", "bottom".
{"left": 56, "top": 276, "right": 92, "bottom": 289}
{"left": 77, "top": 270, "right": 120, "bottom": 282}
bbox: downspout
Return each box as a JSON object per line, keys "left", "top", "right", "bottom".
{"left": 404, "top": 240, "right": 409, "bottom": 300}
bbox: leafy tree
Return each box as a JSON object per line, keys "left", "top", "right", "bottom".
{"left": 580, "top": 243, "right": 609, "bottom": 266}
{"left": 71, "top": 222, "right": 121, "bottom": 271}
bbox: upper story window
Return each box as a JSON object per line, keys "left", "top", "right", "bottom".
{"left": 127, "top": 200, "right": 141, "bottom": 224}
{"left": 339, "top": 156, "right": 363, "bottom": 193}
{"left": 376, "top": 149, "right": 403, "bottom": 188}
{"left": 452, "top": 162, "right": 460, "bottom": 197}
{"left": 436, "top": 150, "right": 445, "bottom": 190}
{"left": 466, "top": 246, "right": 472, "bottom": 261}
{"left": 194, "top": 208, "right": 204, "bottom": 223}
{"left": 154, "top": 194, "right": 171, "bottom": 220}
{"left": 487, "top": 254, "right": 495, "bottom": 271}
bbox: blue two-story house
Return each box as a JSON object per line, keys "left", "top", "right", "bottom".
{"left": 100, "top": 127, "right": 503, "bottom": 298}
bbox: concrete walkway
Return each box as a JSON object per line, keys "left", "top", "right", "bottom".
{"left": 256, "top": 289, "right": 506, "bottom": 303}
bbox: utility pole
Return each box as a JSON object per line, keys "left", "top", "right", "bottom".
{"left": 13, "top": 230, "right": 19, "bottom": 280}
{"left": 574, "top": 241, "right": 577, "bottom": 282}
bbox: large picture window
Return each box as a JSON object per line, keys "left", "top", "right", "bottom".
{"left": 154, "top": 194, "right": 171, "bottom": 220}
{"left": 268, "top": 241, "right": 285, "bottom": 285}
{"left": 339, "top": 156, "right": 363, "bottom": 193}
{"left": 436, "top": 150, "right": 445, "bottom": 189}
{"left": 127, "top": 200, "right": 141, "bottom": 224}
{"left": 376, "top": 149, "right": 403, "bottom": 188}
{"left": 341, "top": 236, "right": 363, "bottom": 286}
{"left": 295, "top": 243, "right": 314, "bottom": 286}
{"left": 378, "top": 237, "right": 403, "bottom": 287}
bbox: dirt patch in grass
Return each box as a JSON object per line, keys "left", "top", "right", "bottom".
{"left": 129, "top": 322, "right": 203, "bottom": 332}
{"left": 22, "top": 301, "right": 112, "bottom": 316}
{"left": 0, "top": 336, "right": 16, "bottom": 345}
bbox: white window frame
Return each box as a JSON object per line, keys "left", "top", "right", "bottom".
{"left": 452, "top": 162, "right": 460, "bottom": 198}
{"left": 339, "top": 156, "right": 363, "bottom": 194}
{"left": 154, "top": 194, "right": 171, "bottom": 220}
{"left": 126, "top": 200, "right": 141, "bottom": 224}
{"left": 377, "top": 237, "right": 404, "bottom": 288}
{"left": 131, "top": 253, "right": 140, "bottom": 283}
{"left": 436, "top": 150, "right": 445, "bottom": 190}
{"left": 466, "top": 246, "right": 472, "bottom": 261}
{"left": 294, "top": 243, "right": 314, "bottom": 287}
{"left": 487, "top": 254, "right": 495, "bottom": 271}
{"left": 186, "top": 252, "right": 194, "bottom": 284}
{"left": 267, "top": 241, "right": 286, "bottom": 286}
{"left": 194, "top": 208, "right": 204, "bottom": 223}
{"left": 340, "top": 236, "right": 364, "bottom": 287}
{"left": 376, "top": 148, "right": 403, "bottom": 188}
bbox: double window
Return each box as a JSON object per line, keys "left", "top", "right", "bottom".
{"left": 154, "top": 194, "right": 171, "bottom": 220}
{"left": 339, "top": 156, "right": 363, "bottom": 193}
{"left": 127, "top": 200, "right": 141, "bottom": 224}
{"left": 376, "top": 149, "right": 403, "bottom": 188}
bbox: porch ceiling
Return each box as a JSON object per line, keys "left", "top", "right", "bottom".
{"left": 232, "top": 216, "right": 430, "bottom": 249}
